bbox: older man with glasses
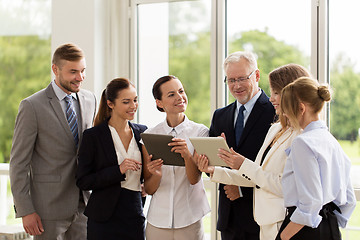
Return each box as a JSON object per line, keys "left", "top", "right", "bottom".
{"left": 207, "top": 51, "right": 275, "bottom": 240}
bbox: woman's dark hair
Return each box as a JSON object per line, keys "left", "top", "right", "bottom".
{"left": 94, "top": 78, "right": 135, "bottom": 126}
{"left": 152, "top": 75, "right": 178, "bottom": 112}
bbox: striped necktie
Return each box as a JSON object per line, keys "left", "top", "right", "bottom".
{"left": 65, "top": 95, "right": 79, "bottom": 146}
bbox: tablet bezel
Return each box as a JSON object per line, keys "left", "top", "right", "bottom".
{"left": 141, "top": 133, "right": 185, "bottom": 166}
{"left": 189, "top": 137, "right": 229, "bottom": 167}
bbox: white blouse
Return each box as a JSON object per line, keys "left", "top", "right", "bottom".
{"left": 109, "top": 125, "right": 142, "bottom": 192}
{"left": 144, "top": 116, "right": 211, "bottom": 229}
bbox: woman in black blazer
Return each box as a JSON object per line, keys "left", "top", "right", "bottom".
{"left": 76, "top": 78, "right": 147, "bottom": 240}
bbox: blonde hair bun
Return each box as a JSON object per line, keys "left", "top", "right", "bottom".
{"left": 318, "top": 85, "right": 331, "bottom": 102}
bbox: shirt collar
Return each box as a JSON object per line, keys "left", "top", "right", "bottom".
{"left": 303, "top": 120, "right": 327, "bottom": 133}
{"left": 285, "top": 120, "right": 327, "bottom": 157}
{"left": 162, "top": 115, "right": 189, "bottom": 135}
{"left": 51, "top": 80, "right": 78, "bottom": 101}
{"left": 236, "top": 88, "right": 262, "bottom": 112}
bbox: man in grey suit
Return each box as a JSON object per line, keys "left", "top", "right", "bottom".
{"left": 9, "top": 43, "right": 97, "bottom": 239}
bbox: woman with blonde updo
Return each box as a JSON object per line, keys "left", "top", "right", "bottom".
{"left": 276, "top": 77, "right": 356, "bottom": 240}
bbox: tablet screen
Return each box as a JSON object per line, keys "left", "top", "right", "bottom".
{"left": 189, "top": 137, "right": 229, "bottom": 167}
{"left": 141, "top": 133, "right": 185, "bottom": 166}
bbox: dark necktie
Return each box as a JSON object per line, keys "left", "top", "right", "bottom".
{"left": 235, "top": 105, "right": 245, "bottom": 146}
{"left": 65, "top": 95, "right": 79, "bottom": 146}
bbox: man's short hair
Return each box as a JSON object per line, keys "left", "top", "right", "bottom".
{"left": 52, "top": 43, "right": 84, "bottom": 67}
{"left": 223, "top": 51, "right": 258, "bottom": 72}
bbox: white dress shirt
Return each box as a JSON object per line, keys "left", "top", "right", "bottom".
{"left": 51, "top": 80, "right": 82, "bottom": 132}
{"left": 109, "top": 125, "right": 142, "bottom": 192}
{"left": 144, "top": 115, "right": 211, "bottom": 228}
{"left": 282, "top": 120, "right": 356, "bottom": 228}
{"left": 234, "top": 89, "right": 262, "bottom": 128}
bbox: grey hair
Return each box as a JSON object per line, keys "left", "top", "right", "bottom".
{"left": 223, "top": 51, "right": 258, "bottom": 72}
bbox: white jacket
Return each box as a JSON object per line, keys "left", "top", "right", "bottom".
{"left": 211, "top": 122, "right": 299, "bottom": 225}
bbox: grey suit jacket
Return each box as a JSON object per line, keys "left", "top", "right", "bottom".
{"left": 9, "top": 83, "right": 96, "bottom": 220}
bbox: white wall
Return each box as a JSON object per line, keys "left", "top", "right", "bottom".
{"left": 51, "top": 0, "right": 130, "bottom": 100}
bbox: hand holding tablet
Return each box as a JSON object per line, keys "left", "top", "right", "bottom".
{"left": 189, "top": 137, "right": 230, "bottom": 167}
{"left": 141, "top": 133, "right": 185, "bottom": 166}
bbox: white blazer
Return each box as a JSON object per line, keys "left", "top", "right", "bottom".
{"left": 211, "top": 122, "right": 300, "bottom": 225}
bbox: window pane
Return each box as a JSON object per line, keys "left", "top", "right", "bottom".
{"left": 226, "top": 0, "right": 311, "bottom": 103}
{"left": 329, "top": 1, "right": 360, "bottom": 238}
{"left": 0, "top": 0, "right": 51, "bottom": 226}
{"left": 137, "top": 1, "right": 212, "bottom": 239}
{"left": 0, "top": 0, "right": 51, "bottom": 163}
{"left": 137, "top": 0, "right": 211, "bottom": 127}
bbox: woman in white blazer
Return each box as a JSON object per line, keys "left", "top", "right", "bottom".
{"left": 197, "top": 64, "right": 310, "bottom": 240}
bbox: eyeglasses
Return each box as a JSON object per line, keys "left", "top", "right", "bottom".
{"left": 224, "top": 69, "right": 257, "bottom": 85}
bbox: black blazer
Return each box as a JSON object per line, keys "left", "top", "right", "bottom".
{"left": 209, "top": 90, "right": 275, "bottom": 234}
{"left": 76, "top": 119, "right": 147, "bottom": 222}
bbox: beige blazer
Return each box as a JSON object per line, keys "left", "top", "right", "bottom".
{"left": 211, "top": 122, "right": 299, "bottom": 226}
{"left": 10, "top": 83, "right": 96, "bottom": 220}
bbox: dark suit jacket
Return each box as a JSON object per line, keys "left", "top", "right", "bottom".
{"left": 209, "top": 90, "right": 275, "bottom": 234}
{"left": 76, "top": 119, "right": 147, "bottom": 222}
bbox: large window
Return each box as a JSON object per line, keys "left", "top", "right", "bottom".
{"left": 0, "top": 0, "right": 51, "bottom": 164}
{"left": 0, "top": 0, "right": 51, "bottom": 226}
{"left": 329, "top": 0, "right": 360, "bottom": 238}
{"left": 226, "top": 0, "right": 311, "bottom": 102}
{"left": 132, "top": 1, "right": 359, "bottom": 239}
{"left": 134, "top": 0, "right": 213, "bottom": 238}
{"left": 136, "top": 0, "right": 212, "bottom": 128}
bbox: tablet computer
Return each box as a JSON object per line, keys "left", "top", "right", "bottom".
{"left": 189, "top": 137, "right": 230, "bottom": 167}
{"left": 141, "top": 133, "right": 185, "bottom": 166}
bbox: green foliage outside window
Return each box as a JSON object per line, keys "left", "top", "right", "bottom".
{"left": 169, "top": 32, "right": 211, "bottom": 127}
{"left": 0, "top": 36, "right": 51, "bottom": 163}
{"left": 1, "top": 31, "right": 360, "bottom": 163}
{"left": 229, "top": 29, "right": 309, "bottom": 97}
{"left": 168, "top": 27, "right": 360, "bottom": 146}
{"left": 330, "top": 54, "right": 360, "bottom": 141}
{"left": 169, "top": 28, "right": 309, "bottom": 126}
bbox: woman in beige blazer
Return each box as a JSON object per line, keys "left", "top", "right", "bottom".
{"left": 197, "top": 64, "right": 310, "bottom": 240}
